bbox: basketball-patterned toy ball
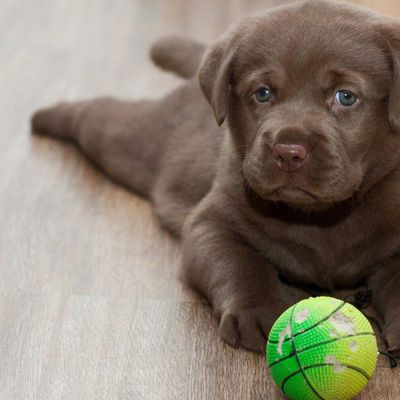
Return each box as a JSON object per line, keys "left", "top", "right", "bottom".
{"left": 266, "top": 296, "right": 378, "bottom": 400}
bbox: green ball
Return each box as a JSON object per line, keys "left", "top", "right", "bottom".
{"left": 266, "top": 296, "right": 378, "bottom": 400}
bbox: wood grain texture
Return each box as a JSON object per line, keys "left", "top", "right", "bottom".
{"left": 1, "top": 0, "right": 399, "bottom": 399}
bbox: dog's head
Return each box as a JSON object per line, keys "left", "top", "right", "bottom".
{"left": 199, "top": 0, "right": 400, "bottom": 209}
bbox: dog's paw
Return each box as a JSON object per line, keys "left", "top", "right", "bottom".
{"left": 219, "top": 306, "right": 276, "bottom": 353}
{"left": 384, "top": 322, "right": 400, "bottom": 356}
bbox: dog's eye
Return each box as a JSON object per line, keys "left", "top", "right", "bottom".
{"left": 335, "top": 90, "right": 358, "bottom": 107}
{"left": 255, "top": 87, "right": 272, "bottom": 103}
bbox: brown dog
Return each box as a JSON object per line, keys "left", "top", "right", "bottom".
{"left": 32, "top": 0, "right": 400, "bottom": 354}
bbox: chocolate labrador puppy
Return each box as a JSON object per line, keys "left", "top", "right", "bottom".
{"left": 32, "top": 0, "right": 400, "bottom": 354}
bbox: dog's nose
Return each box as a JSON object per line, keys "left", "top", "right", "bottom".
{"left": 272, "top": 143, "right": 308, "bottom": 172}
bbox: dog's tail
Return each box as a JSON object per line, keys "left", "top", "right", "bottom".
{"left": 150, "top": 36, "right": 206, "bottom": 79}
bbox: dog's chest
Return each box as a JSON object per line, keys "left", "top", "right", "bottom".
{"left": 256, "top": 216, "right": 399, "bottom": 289}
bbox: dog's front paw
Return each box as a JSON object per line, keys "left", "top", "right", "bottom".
{"left": 219, "top": 306, "right": 276, "bottom": 353}
{"left": 384, "top": 322, "right": 400, "bottom": 356}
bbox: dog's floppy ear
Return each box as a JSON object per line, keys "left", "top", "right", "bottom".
{"left": 382, "top": 20, "right": 400, "bottom": 134}
{"left": 198, "top": 33, "right": 238, "bottom": 126}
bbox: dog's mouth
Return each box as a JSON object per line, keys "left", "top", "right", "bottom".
{"left": 244, "top": 183, "right": 357, "bottom": 225}
{"left": 266, "top": 184, "right": 320, "bottom": 202}
{"left": 244, "top": 176, "right": 357, "bottom": 210}
{"left": 245, "top": 177, "right": 316, "bottom": 202}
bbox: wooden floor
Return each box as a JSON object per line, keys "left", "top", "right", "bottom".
{"left": 1, "top": 0, "right": 400, "bottom": 399}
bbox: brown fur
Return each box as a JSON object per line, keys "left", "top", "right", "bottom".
{"left": 31, "top": 0, "right": 400, "bottom": 354}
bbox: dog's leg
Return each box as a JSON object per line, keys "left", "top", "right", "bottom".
{"left": 30, "top": 36, "right": 206, "bottom": 198}
{"left": 31, "top": 98, "right": 168, "bottom": 196}
{"left": 181, "top": 204, "right": 309, "bottom": 353}
{"left": 150, "top": 37, "right": 205, "bottom": 79}
{"left": 369, "top": 262, "right": 400, "bottom": 355}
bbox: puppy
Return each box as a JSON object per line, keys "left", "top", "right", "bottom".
{"left": 32, "top": 0, "right": 400, "bottom": 354}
